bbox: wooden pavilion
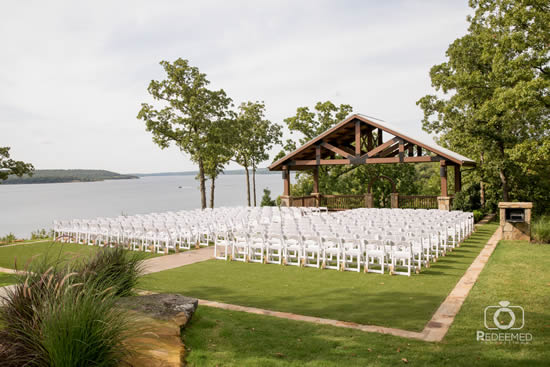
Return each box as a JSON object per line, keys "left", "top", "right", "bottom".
{"left": 268, "top": 114, "right": 476, "bottom": 210}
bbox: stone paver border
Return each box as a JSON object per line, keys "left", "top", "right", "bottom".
{"left": 193, "top": 224, "right": 502, "bottom": 342}
{"left": 0, "top": 239, "right": 52, "bottom": 248}
{"left": 141, "top": 246, "right": 214, "bottom": 275}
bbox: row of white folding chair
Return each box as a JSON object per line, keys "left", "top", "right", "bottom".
{"left": 215, "top": 230, "right": 422, "bottom": 276}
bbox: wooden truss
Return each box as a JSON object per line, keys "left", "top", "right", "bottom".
{"left": 269, "top": 114, "right": 475, "bottom": 197}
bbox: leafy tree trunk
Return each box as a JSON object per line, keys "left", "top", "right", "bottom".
{"left": 252, "top": 165, "right": 257, "bottom": 207}
{"left": 499, "top": 169, "right": 509, "bottom": 202}
{"left": 210, "top": 177, "right": 215, "bottom": 209}
{"left": 244, "top": 166, "right": 251, "bottom": 206}
{"left": 479, "top": 152, "right": 485, "bottom": 208}
{"left": 497, "top": 143, "right": 509, "bottom": 202}
{"left": 480, "top": 181, "right": 485, "bottom": 208}
{"left": 198, "top": 158, "right": 207, "bottom": 209}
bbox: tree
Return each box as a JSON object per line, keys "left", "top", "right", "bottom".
{"left": 260, "top": 188, "right": 276, "bottom": 207}
{"left": 274, "top": 101, "right": 352, "bottom": 194}
{"left": 417, "top": 0, "right": 550, "bottom": 208}
{"left": 0, "top": 147, "right": 34, "bottom": 181}
{"left": 273, "top": 101, "right": 353, "bottom": 162}
{"left": 203, "top": 118, "right": 234, "bottom": 208}
{"left": 233, "top": 102, "right": 281, "bottom": 206}
{"left": 249, "top": 115, "right": 282, "bottom": 206}
{"left": 138, "top": 59, "right": 233, "bottom": 209}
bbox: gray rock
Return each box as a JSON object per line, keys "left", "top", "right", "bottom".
{"left": 117, "top": 293, "right": 198, "bottom": 327}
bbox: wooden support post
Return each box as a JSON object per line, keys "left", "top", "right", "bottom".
{"left": 377, "top": 128, "right": 383, "bottom": 146}
{"left": 355, "top": 120, "right": 361, "bottom": 156}
{"left": 283, "top": 166, "right": 290, "bottom": 196}
{"left": 416, "top": 146, "right": 422, "bottom": 157}
{"left": 454, "top": 165, "right": 462, "bottom": 193}
{"left": 315, "top": 144, "right": 321, "bottom": 165}
{"left": 398, "top": 140, "right": 404, "bottom": 162}
{"left": 440, "top": 161, "right": 448, "bottom": 197}
{"left": 408, "top": 144, "right": 414, "bottom": 157}
{"left": 312, "top": 166, "right": 319, "bottom": 194}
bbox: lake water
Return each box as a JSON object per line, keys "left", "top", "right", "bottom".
{"left": 0, "top": 174, "right": 289, "bottom": 238}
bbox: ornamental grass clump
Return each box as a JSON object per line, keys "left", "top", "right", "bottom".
{"left": 80, "top": 246, "right": 146, "bottom": 297}
{"left": 0, "top": 247, "right": 145, "bottom": 366}
{"left": 532, "top": 215, "right": 550, "bottom": 244}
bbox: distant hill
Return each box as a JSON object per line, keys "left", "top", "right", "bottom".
{"left": 1, "top": 170, "right": 139, "bottom": 185}
{"left": 134, "top": 167, "right": 278, "bottom": 177}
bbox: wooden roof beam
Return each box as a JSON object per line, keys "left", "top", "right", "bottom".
{"left": 320, "top": 142, "right": 355, "bottom": 158}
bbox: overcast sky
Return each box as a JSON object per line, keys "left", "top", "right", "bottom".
{"left": 0, "top": 0, "right": 471, "bottom": 174}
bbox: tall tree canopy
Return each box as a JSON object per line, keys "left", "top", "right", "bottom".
{"left": 203, "top": 118, "right": 234, "bottom": 208}
{"left": 0, "top": 147, "right": 34, "bottom": 181}
{"left": 233, "top": 101, "right": 282, "bottom": 206}
{"left": 417, "top": 0, "right": 549, "bottom": 210}
{"left": 138, "top": 58, "right": 233, "bottom": 209}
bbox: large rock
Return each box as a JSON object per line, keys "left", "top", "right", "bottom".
{"left": 118, "top": 293, "right": 198, "bottom": 327}
{"left": 117, "top": 293, "right": 198, "bottom": 367}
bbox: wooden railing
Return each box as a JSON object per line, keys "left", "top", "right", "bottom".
{"left": 398, "top": 195, "right": 438, "bottom": 209}
{"left": 287, "top": 194, "right": 442, "bottom": 210}
{"left": 320, "top": 195, "right": 365, "bottom": 210}
{"left": 289, "top": 195, "right": 318, "bottom": 207}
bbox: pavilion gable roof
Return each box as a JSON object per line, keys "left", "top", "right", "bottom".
{"left": 268, "top": 114, "right": 476, "bottom": 171}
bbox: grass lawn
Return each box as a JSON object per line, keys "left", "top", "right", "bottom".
{"left": 141, "top": 223, "right": 498, "bottom": 331}
{"left": 0, "top": 241, "right": 159, "bottom": 270}
{"left": 180, "top": 240, "right": 550, "bottom": 366}
{"left": 0, "top": 272, "right": 16, "bottom": 287}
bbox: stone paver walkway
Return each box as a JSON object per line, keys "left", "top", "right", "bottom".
{"left": 198, "top": 299, "right": 426, "bottom": 340}
{"left": 0, "top": 239, "right": 52, "bottom": 248}
{"left": 421, "top": 227, "right": 501, "bottom": 341}
{"left": 141, "top": 246, "right": 214, "bottom": 275}
{"left": 196, "top": 226, "right": 502, "bottom": 342}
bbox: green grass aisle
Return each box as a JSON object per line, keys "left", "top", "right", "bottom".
{"left": 141, "top": 223, "right": 498, "bottom": 330}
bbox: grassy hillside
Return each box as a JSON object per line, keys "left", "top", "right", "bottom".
{"left": 2, "top": 169, "right": 138, "bottom": 184}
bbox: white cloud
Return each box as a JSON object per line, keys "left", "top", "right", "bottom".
{"left": 0, "top": 0, "right": 472, "bottom": 173}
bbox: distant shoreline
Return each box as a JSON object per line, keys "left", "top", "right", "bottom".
{"left": 1, "top": 168, "right": 278, "bottom": 185}
{"left": 1, "top": 169, "right": 139, "bottom": 185}
{"left": 132, "top": 167, "right": 278, "bottom": 177}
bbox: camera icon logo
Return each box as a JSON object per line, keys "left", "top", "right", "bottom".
{"left": 484, "top": 301, "right": 524, "bottom": 330}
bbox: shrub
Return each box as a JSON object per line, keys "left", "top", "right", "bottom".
{"left": 452, "top": 184, "right": 481, "bottom": 212}
{"left": 80, "top": 246, "right": 146, "bottom": 297}
{"left": 40, "top": 286, "right": 132, "bottom": 366}
{"left": 30, "top": 229, "right": 52, "bottom": 240}
{"left": 0, "top": 247, "right": 144, "bottom": 366}
{"left": 0, "top": 233, "right": 16, "bottom": 245}
{"left": 260, "top": 188, "right": 276, "bottom": 207}
{"left": 473, "top": 210, "right": 484, "bottom": 223}
{"left": 532, "top": 215, "right": 550, "bottom": 244}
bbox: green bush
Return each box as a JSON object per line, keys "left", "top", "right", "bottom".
{"left": 452, "top": 184, "right": 481, "bottom": 212}
{"left": 80, "top": 246, "right": 146, "bottom": 297}
{"left": 30, "top": 229, "right": 52, "bottom": 240}
{"left": 532, "top": 215, "right": 550, "bottom": 244}
{"left": 0, "top": 247, "right": 144, "bottom": 366}
{"left": 260, "top": 188, "right": 277, "bottom": 207}
{"left": 0, "top": 233, "right": 16, "bottom": 244}
{"left": 40, "top": 287, "right": 132, "bottom": 366}
{"left": 473, "top": 210, "right": 484, "bottom": 223}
